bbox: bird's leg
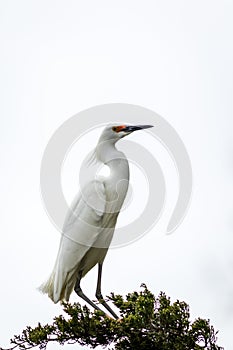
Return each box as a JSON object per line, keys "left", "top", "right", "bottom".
{"left": 74, "top": 271, "right": 104, "bottom": 313}
{"left": 95, "top": 263, "right": 119, "bottom": 320}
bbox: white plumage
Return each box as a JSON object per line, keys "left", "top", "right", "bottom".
{"left": 39, "top": 123, "right": 153, "bottom": 318}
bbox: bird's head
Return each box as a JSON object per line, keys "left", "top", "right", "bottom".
{"left": 99, "top": 124, "right": 153, "bottom": 144}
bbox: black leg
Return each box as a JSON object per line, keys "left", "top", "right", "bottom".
{"left": 95, "top": 263, "right": 119, "bottom": 319}
{"left": 74, "top": 271, "right": 104, "bottom": 313}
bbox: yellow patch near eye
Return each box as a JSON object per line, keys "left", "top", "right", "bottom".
{"left": 112, "top": 125, "right": 126, "bottom": 133}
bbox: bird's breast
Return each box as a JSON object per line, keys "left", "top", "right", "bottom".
{"left": 105, "top": 180, "right": 128, "bottom": 210}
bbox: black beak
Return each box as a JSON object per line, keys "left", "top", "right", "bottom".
{"left": 122, "top": 125, "right": 153, "bottom": 132}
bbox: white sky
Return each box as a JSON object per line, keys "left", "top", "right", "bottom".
{"left": 1, "top": 1, "right": 233, "bottom": 349}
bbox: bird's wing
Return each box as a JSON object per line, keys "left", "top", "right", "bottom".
{"left": 59, "top": 179, "right": 106, "bottom": 265}
{"left": 47, "top": 180, "right": 107, "bottom": 302}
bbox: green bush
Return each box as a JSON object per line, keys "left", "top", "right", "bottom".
{"left": 1, "top": 285, "right": 223, "bottom": 350}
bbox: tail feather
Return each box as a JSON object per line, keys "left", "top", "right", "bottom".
{"left": 38, "top": 267, "right": 77, "bottom": 303}
{"left": 38, "top": 270, "right": 59, "bottom": 303}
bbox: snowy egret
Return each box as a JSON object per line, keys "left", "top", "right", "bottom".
{"left": 39, "top": 124, "right": 153, "bottom": 319}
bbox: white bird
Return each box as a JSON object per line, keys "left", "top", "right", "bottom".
{"left": 39, "top": 123, "right": 153, "bottom": 319}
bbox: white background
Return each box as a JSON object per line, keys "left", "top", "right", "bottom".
{"left": 1, "top": 1, "right": 233, "bottom": 349}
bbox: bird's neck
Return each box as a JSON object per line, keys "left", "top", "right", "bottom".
{"left": 95, "top": 141, "right": 129, "bottom": 180}
{"left": 95, "top": 141, "right": 129, "bottom": 207}
{"left": 96, "top": 141, "right": 123, "bottom": 164}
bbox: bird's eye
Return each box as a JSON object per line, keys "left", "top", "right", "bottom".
{"left": 112, "top": 126, "right": 117, "bottom": 132}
